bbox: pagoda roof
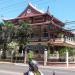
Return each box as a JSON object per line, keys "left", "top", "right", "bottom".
{"left": 5, "top": 14, "right": 64, "bottom": 26}
{"left": 17, "top": 3, "right": 44, "bottom": 18}
{"left": 26, "top": 3, "right": 44, "bottom": 13}
{"left": 4, "top": 3, "right": 64, "bottom": 25}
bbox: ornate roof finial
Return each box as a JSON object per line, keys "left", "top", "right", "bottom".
{"left": 46, "top": 6, "right": 50, "bottom": 15}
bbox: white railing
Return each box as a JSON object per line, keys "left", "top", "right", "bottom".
{"left": 29, "top": 37, "right": 75, "bottom": 45}
{"left": 48, "top": 54, "right": 59, "bottom": 59}
{"left": 54, "top": 38, "right": 64, "bottom": 43}
{"left": 41, "top": 37, "right": 48, "bottom": 41}
{"left": 29, "top": 37, "right": 39, "bottom": 41}
{"left": 65, "top": 40, "right": 75, "bottom": 45}
{"left": 53, "top": 38, "right": 75, "bottom": 45}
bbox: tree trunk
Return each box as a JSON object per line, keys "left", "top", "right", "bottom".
{"left": 2, "top": 43, "right": 7, "bottom": 59}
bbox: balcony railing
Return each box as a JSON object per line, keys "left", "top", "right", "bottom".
{"left": 29, "top": 37, "right": 48, "bottom": 41}
{"left": 52, "top": 38, "right": 64, "bottom": 43}
{"left": 41, "top": 37, "right": 48, "bottom": 41}
{"left": 29, "top": 37, "right": 39, "bottom": 41}
{"left": 29, "top": 37, "right": 75, "bottom": 45}
{"left": 50, "top": 37, "right": 75, "bottom": 45}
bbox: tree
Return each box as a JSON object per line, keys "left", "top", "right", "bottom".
{"left": 16, "top": 20, "right": 32, "bottom": 62}
{"left": 0, "top": 20, "right": 32, "bottom": 62}
{"left": 16, "top": 20, "right": 32, "bottom": 50}
{"left": 1, "top": 21, "right": 15, "bottom": 59}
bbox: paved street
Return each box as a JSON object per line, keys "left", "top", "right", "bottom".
{"left": 0, "top": 63, "right": 26, "bottom": 75}
{"left": 0, "top": 63, "right": 75, "bottom": 75}
{"left": 0, "top": 70, "right": 22, "bottom": 75}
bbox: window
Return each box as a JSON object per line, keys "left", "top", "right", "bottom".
{"left": 48, "top": 25, "right": 54, "bottom": 30}
{"left": 34, "top": 16, "right": 44, "bottom": 23}
{"left": 44, "top": 33, "right": 48, "bottom": 37}
{"left": 31, "top": 33, "right": 34, "bottom": 38}
{"left": 43, "top": 28, "right": 48, "bottom": 37}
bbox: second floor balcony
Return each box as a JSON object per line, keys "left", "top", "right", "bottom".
{"left": 29, "top": 36, "right": 75, "bottom": 47}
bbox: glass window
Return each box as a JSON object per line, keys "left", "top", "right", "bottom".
{"left": 48, "top": 25, "right": 53, "bottom": 30}
{"left": 44, "top": 33, "right": 48, "bottom": 37}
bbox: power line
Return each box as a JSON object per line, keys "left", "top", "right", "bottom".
{"left": 0, "top": 0, "right": 26, "bottom": 10}
{"left": 0, "top": 1, "right": 28, "bottom": 17}
{"left": 2, "top": 4, "right": 26, "bottom": 15}
{"left": 0, "top": 0, "right": 54, "bottom": 14}
{"left": 66, "top": 29, "right": 75, "bottom": 31}
{"left": 0, "top": 0, "right": 49, "bottom": 17}
{"left": 0, "top": 0, "right": 9, "bottom": 3}
{"left": 1, "top": 0, "right": 74, "bottom": 29}
{"left": 0, "top": 0, "right": 49, "bottom": 11}
{"left": 65, "top": 21, "right": 75, "bottom": 25}
{"left": 0, "top": 0, "right": 20, "bottom": 8}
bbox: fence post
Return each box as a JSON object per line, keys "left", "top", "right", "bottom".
{"left": 44, "top": 49, "right": 48, "bottom": 66}
{"left": 11, "top": 50, "right": 14, "bottom": 62}
{"left": 24, "top": 50, "right": 27, "bottom": 64}
{"left": 66, "top": 49, "right": 69, "bottom": 68}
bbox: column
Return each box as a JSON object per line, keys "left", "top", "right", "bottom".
{"left": 56, "top": 51, "right": 59, "bottom": 59}
{"left": 48, "top": 25, "right": 50, "bottom": 40}
{"left": 73, "top": 49, "right": 75, "bottom": 62}
{"left": 61, "top": 34, "right": 64, "bottom": 41}
{"left": 11, "top": 50, "right": 14, "bottom": 62}
{"left": 44, "top": 49, "right": 48, "bottom": 66}
{"left": 0, "top": 49, "right": 3, "bottom": 60}
{"left": 66, "top": 50, "right": 69, "bottom": 68}
{"left": 39, "top": 25, "right": 41, "bottom": 41}
{"left": 24, "top": 50, "right": 27, "bottom": 64}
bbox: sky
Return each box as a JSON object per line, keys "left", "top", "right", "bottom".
{"left": 0, "top": 0, "right": 75, "bottom": 30}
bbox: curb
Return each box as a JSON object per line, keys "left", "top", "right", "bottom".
{"left": 1, "top": 62, "right": 75, "bottom": 71}
{"left": 14, "top": 63, "right": 75, "bottom": 72}
{"left": 0, "top": 61, "right": 11, "bottom": 64}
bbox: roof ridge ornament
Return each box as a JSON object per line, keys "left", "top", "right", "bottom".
{"left": 28, "top": 3, "right": 44, "bottom": 14}
{"left": 28, "top": 2, "right": 33, "bottom": 6}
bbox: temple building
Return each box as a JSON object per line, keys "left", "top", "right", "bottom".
{"left": 4, "top": 3, "right": 75, "bottom": 65}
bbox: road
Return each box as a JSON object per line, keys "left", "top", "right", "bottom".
{"left": 0, "top": 63, "right": 75, "bottom": 75}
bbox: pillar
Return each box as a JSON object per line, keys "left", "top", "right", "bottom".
{"left": 0, "top": 49, "right": 3, "bottom": 59}
{"left": 56, "top": 51, "right": 59, "bottom": 59}
{"left": 61, "top": 34, "right": 64, "bottom": 41}
{"left": 24, "top": 50, "right": 27, "bottom": 64}
{"left": 66, "top": 50, "right": 69, "bottom": 68}
{"left": 11, "top": 50, "right": 14, "bottom": 62}
{"left": 44, "top": 49, "right": 48, "bottom": 66}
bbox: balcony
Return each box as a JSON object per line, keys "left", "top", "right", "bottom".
{"left": 29, "top": 36, "right": 75, "bottom": 47}
{"left": 41, "top": 37, "right": 48, "bottom": 41}
{"left": 49, "top": 37, "right": 75, "bottom": 47}
{"left": 29, "top": 37, "right": 39, "bottom": 41}
{"left": 50, "top": 38, "right": 64, "bottom": 43}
